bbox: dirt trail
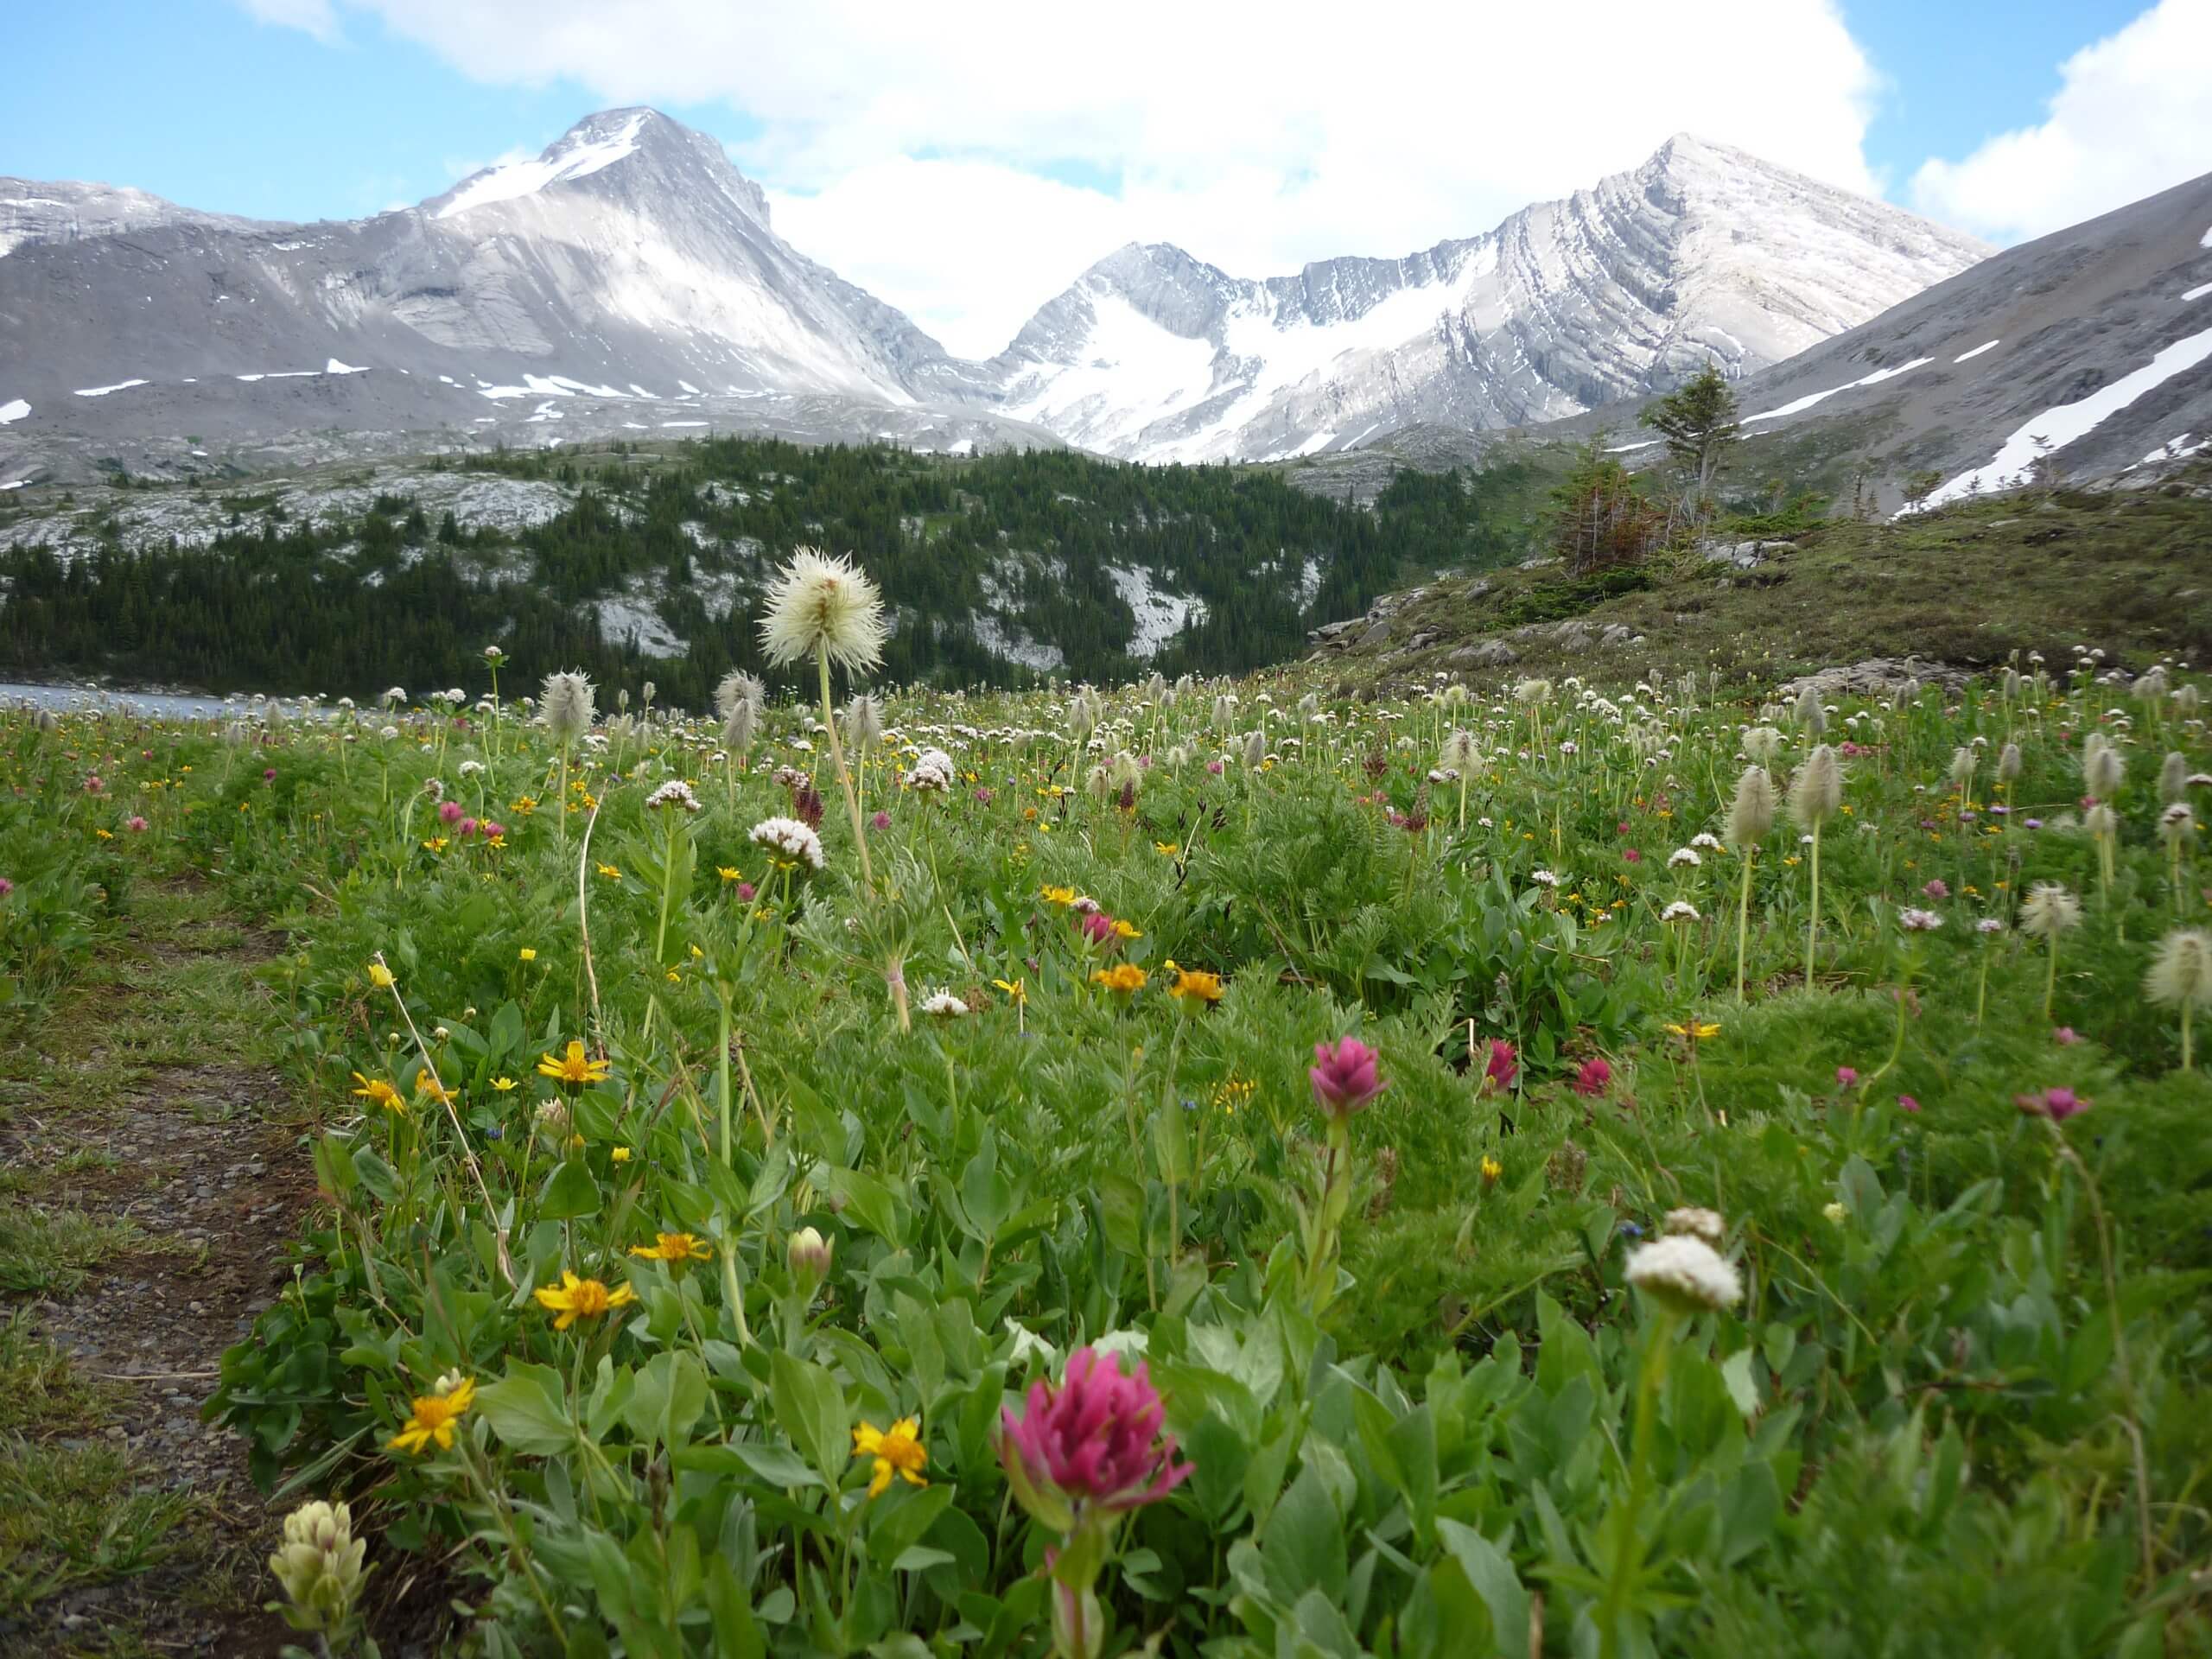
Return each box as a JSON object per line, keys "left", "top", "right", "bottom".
{"left": 0, "top": 878, "right": 315, "bottom": 1656}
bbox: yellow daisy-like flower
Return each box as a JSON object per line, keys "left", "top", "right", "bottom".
{"left": 351, "top": 1072, "right": 404, "bottom": 1114}
{"left": 414, "top": 1072, "right": 456, "bottom": 1106}
{"left": 991, "top": 977, "right": 1027, "bottom": 1005}
{"left": 628, "top": 1230, "right": 711, "bottom": 1265}
{"left": 533, "top": 1271, "right": 636, "bottom": 1332}
{"left": 1111, "top": 918, "right": 1142, "bottom": 940}
{"left": 596, "top": 862, "right": 622, "bottom": 880}
{"left": 388, "top": 1377, "right": 475, "bottom": 1455}
{"left": 1093, "top": 963, "right": 1148, "bottom": 995}
{"left": 490, "top": 1077, "right": 517, "bottom": 1093}
{"left": 1168, "top": 968, "right": 1224, "bottom": 1005}
{"left": 1154, "top": 841, "right": 1180, "bottom": 856}
{"left": 851, "top": 1416, "right": 928, "bottom": 1498}
{"left": 611, "top": 1146, "right": 632, "bottom": 1163}
{"left": 1039, "top": 885, "right": 1077, "bottom": 907}
{"left": 718, "top": 866, "right": 742, "bottom": 882}
{"left": 1479, "top": 1154, "right": 1503, "bottom": 1185}
{"left": 1663, "top": 1020, "right": 1723, "bottom": 1043}
{"left": 537, "top": 1039, "right": 613, "bottom": 1086}
{"left": 518, "top": 947, "right": 537, "bottom": 962}
{"left": 367, "top": 962, "right": 396, "bottom": 988}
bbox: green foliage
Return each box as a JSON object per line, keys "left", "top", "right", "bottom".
{"left": 6, "top": 650, "right": 2209, "bottom": 1654}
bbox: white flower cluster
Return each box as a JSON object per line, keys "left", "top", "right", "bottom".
{"left": 1898, "top": 906, "right": 1944, "bottom": 932}
{"left": 1625, "top": 1233, "right": 1744, "bottom": 1313}
{"left": 645, "top": 779, "right": 702, "bottom": 813}
{"left": 1661, "top": 900, "right": 1701, "bottom": 924}
{"left": 920, "top": 990, "right": 969, "bottom": 1017}
{"left": 905, "top": 747, "right": 956, "bottom": 792}
{"left": 748, "top": 816, "right": 825, "bottom": 870}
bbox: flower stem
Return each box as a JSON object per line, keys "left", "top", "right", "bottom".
{"left": 817, "top": 642, "right": 874, "bottom": 891}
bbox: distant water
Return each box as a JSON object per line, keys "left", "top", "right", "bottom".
{"left": 0, "top": 682, "right": 318, "bottom": 721}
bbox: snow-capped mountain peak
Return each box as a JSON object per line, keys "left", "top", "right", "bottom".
{"left": 432, "top": 110, "right": 655, "bottom": 219}
{"left": 965, "top": 136, "right": 1991, "bottom": 463}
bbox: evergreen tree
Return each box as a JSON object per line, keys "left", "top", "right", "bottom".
{"left": 1639, "top": 361, "right": 1742, "bottom": 499}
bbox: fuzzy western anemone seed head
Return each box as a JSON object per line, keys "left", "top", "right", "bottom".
{"left": 1441, "top": 728, "right": 1480, "bottom": 772}
{"left": 2145, "top": 928, "right": 2212, "bottom": 1011}
{"left": 758, "top": 548, "right": 887, "bottom": 672}
{"left": 1726, "top": 764, "right": 1777, "bottom": 849}
{"left": 1999, "top": 741, "right": 2023, "bottom": 783}
{"left": 1740, "top": 725, "right": 1783, "bottom": 766}
{"left": 2162, "top": 750, "right": 2190, "bottom": 804}
{"left": 1948, "top": 746, "right": 1977, "bottom": 786}
{"left": 999, "top": 1345, "right": 1195, "bottom": 1526}
{"left": 1793, "top": 683, "right": 1826, "bottom": 733}
{"left": 1788, "top": 745, "right": 1843, "bottom": 830}
{"left": 1625, "top": 1232, "right": 1743, "bottom": 1315}
{"left": 2084, "top": 735, "right": 2125, "bottom": 801}
{"left": 715, "top": 669, "right": 765, "bottom": 723}
{"left": 538, "top": 671, "right": 595, "bottom": 745}
{"left": 2020, "top": 881, "right": 2083, "bottom": 938}
{"left": 844, "top": 692, "right": 885, "bottom": 751}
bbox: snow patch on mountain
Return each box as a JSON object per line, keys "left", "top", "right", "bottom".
{"left": 74, "top": 378, "right": 147, "bottom": 397}
{"left": 435, "top": 112, "right": 648, "bottom": 219}
{"left": 1744, "top": 358, "right": 1930, "bottom": 424}
{"left": 1915, "top": 323, "right": 2212, "bottom": 511}
{"left": 1954, "top": 340, "right": 2000, "bottom": 362}
{"left": 0, "top": 399, "right": 28, "bottom": 425}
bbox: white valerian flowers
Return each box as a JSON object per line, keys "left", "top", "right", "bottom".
{"left": 1662, "top": 1206, "right": 1726, "bottom": 1246}
{"left": 1689, "top": 832, "right": 1723, "bottom": 851}
{"left": 1625, "top": 1234, "right": 1743, "bottom": 1314}
{"left": 748, "top": 816, "right": 826, "bottom": 870}
{"left": 1668, "top": 847, "right": 1701, "bottom": 869}
{"left": 1661, "top": 900, "right": 1701, "bottom": 924}
{"left": 645, "top": 779, "right": 702, "bottom": 813}
{"left": 1529, "top": 869, "right": 1560, "bottom": 888}
{"left": 758, "top": 548, "right": 887, "bottom": 672}
{"left": 920, "top": 990, "right": 969, "bottom": 1017}
{"left": 1898, "top": 907, "right": 1945, "bottom": 932}
{"left": 904, "top": 748, "right": 956, "bottom": 791}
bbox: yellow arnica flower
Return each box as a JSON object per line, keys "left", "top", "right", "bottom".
{"left": 1039, "top": 886, "right": 1077, "bottom": 907}
{"left": 1664, "top": 1021, "right": 1723, "bottom": 1042}
{"left": 1154, "top": 841, "right": 1180, "bottom": 856}
{"left": 491, "top": 1077, "right": 517, "bottom": 1092}
{"left": 1111, "top": 918, "right": 1142, "bottom": 940}
{"left": 367, "top": 963, "right": 396, "bottom": 988}
{"left": 851, "top": 1416, "right": 928, "bottom": 1498}
{"left": 629, "top": 1230, "right": 711, "bottom": 1264}
{"left": 1480, "top": 1154, "right": 1503, "bottom": 1185}
{"left": 612, "top": 1145, "right": 633, "bottom": 1161}
{"left": 718, "top": 866, "right": 742, "bottom": 882}
{"left": 596, "top": 862, "right": 622, "bottom": 880}
{"left": 538, "top": 1040, "right": 613, "bottom": 1086}
{"left": 518, "top": 947, "right": 537, "bottom": 962}
{"left": 388, "top": 1377, "right": 475, "bottom": 1454}
{"left": 351, "top": 1072, "right": 404, "bottom": 1114}
{"left": 1169, "top": 968, "right": 1224, "bottom": 1005}
{"left": 414, "top": 1072, "right": 455, "bottom": 1106}
{"left": 992, "top": 977, "right": 1027, "bottom": 1005}
{"left": 533, "top": 1271, "right": 636, "bottom": 1332}
{"left": 1093, "top": 963, "right": 1148, "bottom": 995}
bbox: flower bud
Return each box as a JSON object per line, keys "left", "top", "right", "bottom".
{"left": 787, "top": 1226, "right": 833, "bottom": 1299}
{"left": 267, "top": 1499, "right": 369, "bottom": 1633}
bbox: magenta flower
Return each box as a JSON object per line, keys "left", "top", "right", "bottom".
{"left": 1309, "top": 1036, "right": 1386, "bottom": 1119}
{"left": 1573, "top": 1057, "right": 1612, "bottom": 1097}
{"left": 1077, "top": 912, "right": 1117, "bottom": 946}
{"left": 83, "top": 774, "right": 104, "bottom": 795}
{"left": 871, "top": 810, "right": 892, "bottom": 831}
{"left": 126, "top": 815, "right": 148, "bottom": 833}
{"left": 439, "top": 799, "right": 464, "bottom": 823}
{"left": 2053, "top": 1027, "right": 2081, "bottom": 1046}
{"left": 263, "top": 767, "right": 276, "bottom": 783}
{"left": 1484, "top": 1039, "right": 1519, "bottom": 1092}
{"left": 482, "top": 821, "right": 506, "bottom": 839}
{"left": 1623, "top": 848, "right": 1642, "bottom": 864}
{"left": 1205, "top": 759, "right": 1224, "bottom": 776}
{"left": 1922, "top": 879, "right": 1949, "bottom": 900}
{"left": 1836, "top": 1066, "right": 1859, "bottom": 1088}
{"left": 0, "top": 877, "right": 13, "bottom": 898}
{"left": 1000, "top": 1346, "right": 1193, "bottom": 1525}
{"left": 736, "top": 881, "right": 757, "bottom": 902}
{"left": 2018, "top": 1087, "right": 2090, "bottom": 1122}
{"left": 457, "top": 817, "right": 479, "bottom": 837}
{"left": 1897, "top": 1094, "right": 1921, "bottom": 1113}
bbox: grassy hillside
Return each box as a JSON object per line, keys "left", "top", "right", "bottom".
{"left": 1301, "top": 470, "right": 2212, "bottom": 691}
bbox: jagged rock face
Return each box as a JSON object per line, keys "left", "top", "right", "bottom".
{"left": 964, "top": 136, "right": 1989, "bottom": 463}
{"left": 0, "top": 178, "right": 269, "bottom": 257}
{"left": 0, "top": 110, "right": 1050, "bottom": 484}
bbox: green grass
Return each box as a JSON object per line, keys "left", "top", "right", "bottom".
{"left": 1313, "top": 474, "right": 2212, "bottom": 687}
{"left": 0, "top": 1210, "right": 149, "bottom": 1295}
{"left": 0, "top": 1437, "right": 205, "bottom": 1611}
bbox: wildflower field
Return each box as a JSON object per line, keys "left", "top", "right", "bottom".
{"left": 4, "top": 563, "right": 2211, "bottom": 1656}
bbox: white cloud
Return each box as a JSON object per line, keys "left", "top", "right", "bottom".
{"left": 245, "top": 0, "right": 1885, "bottom": 350}
{"left": 1911, "top": 0, "right": 2212, "bottom": 243}
{"left": 238, "top": 0, "right": 344, "bottom": 43}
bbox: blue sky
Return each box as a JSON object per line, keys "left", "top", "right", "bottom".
{"left": 3, "top": 0, "right": 2198, "bottom": 355}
